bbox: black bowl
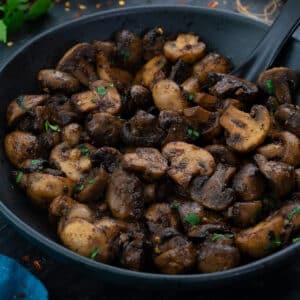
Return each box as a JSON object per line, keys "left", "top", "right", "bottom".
{"left": 0, "top": 5, "right": 300, "bottom": 290}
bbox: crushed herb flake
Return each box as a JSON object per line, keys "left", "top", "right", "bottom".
{"left": 187, "top": 128, "right": 201, "bottom": 138}
{"left": 184, "top": 213, "right": 200, "bottom": 226}
{"left": 120, "top": 49, "right": 130, "bottom": 60}
{"left": 211, "top": 233, "right": 234, "bottom": 241}
{"left": 88, "top": 178, "right": 94, "bottom": 184}
{"left": 268, "top": 230, "right": 281, "bottom": 252}
{"left": 188, "top": 93, "right": 194, "bottom": 101}
{"left": 288, "top": 205, "right": 300, "bottom": 221}
{"left": 91, "top": 98, "right": 97, "bottom": 103}
{"left": 265, "top": 79, "right": 275, "bottom": 95}
{"left": 44, "top": 120, "right": 60, "bottom": 132}
{"left": 73, "top": 184, "right": 85, "bottom": 194}
{"left": 170, "top": 201, "right": 180, "bottom": 209}
{"left": 293, "top": 237, "right": 300, "bottom": 243}
{"left": 77, "top": 144, "right": 90, "bottom": 156}
{"left": 31, "top": 159, "right": 40, "bottom": 166}
{"left": 97, "top": 86, "right": 107, "bottom": 96}
{"left": 109, "top": 83, "right": 114, "bottom": 88}
{"left": 16, "top": 171, "right": 24, "bottom": 184}
{"left": 90, "top": 246, "right": 101, "bottom": 260}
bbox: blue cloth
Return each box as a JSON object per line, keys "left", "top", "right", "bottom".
{"left": 0, "top": 255, "right": 48, "bottom": 300}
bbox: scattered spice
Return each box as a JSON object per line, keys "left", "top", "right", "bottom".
{"left": 265, "top": 79, "right": 275, "bottom": 95}
{"left": 44, "top": 120, "right": 61, "bottom": 132}
{"left": 211, "top": 233, "right": 234, "bottom": 241}
{"left": 288, "top": 205, "right": 300, "bottom": 221}
{"left": 97, "top": 86, "right": 107, "bottom": 95}
{"left": 208, "top": 0, "right": 219, "bottom": 8}
{"left": 184, "top": 213, "right": 200, "bottom": 226}
{"left": 90, "top": 246, "right": 101, "bottom": 259}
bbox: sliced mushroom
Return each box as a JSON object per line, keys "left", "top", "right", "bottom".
{"left": 275, "top": 104, "right": 300, "bottom": 137}
{"left": 19, "top": 158, "right": 48, "bottom": 173}
{"left": 169, "top": 59, "right": 191, "bottom": 84}
{"left": 152, "top": 79, "right": 188, "bottom": 112}
{"left": 257, "top": 131, "right": 300, "bottom": 166}
{"left": 193, "top": 53, "right": 232, "bottom": 86}
{"left": 220, "top": 105, "right": 271, "bottom": 153}
{"left": 236, "top": 214, "right": 284, "bottom": 258}
{"left": 296, "top": 169, "right": 300, "bottom": 191}
{"left": 133, "top": 55, "right": 167, "bottom": 88}
{"left": 90, "top": 147, "right": 122, "bottom": 172}
{"left": 163, "top": 33, "right": 206, "bottom": 63}
{"left": 153, "top": 230, "right": 197, "bottom": 274}
{"left": 122, "top": 148, "right": 168, "bottom": 181}
{"left": 254, "top": 154, "right": 295, "bottom": 199}
{"left": 159, "top": 110, "right": 191, "bottom": 145}
{"left": 197, "top": 240, "right": 240, "bottom": 273}
{"left": 7, "top": 95, "right": 48, "bottom": 127}
{"left": 145, "top": 203, "right": 179, "bottom": 236}
{"left": 200, "top": 112, "right": 223, "bottom": 143}
{"left": 106, "top": 169, "right": 144, "bottom": 220}
{"left": 4, "top": 131, "right": 41, "bottom": 167}
{"left": 56, "top": 43, "right": 97, "bottom": 86}
{"left": 183, "top": 106, "right": 211, "bottom": 126}
{"left": 162, "top": 142, "right": 216, "bottom": 187}
{"left": 121, "top": 85, "right": 152, "bottom": 117}
{"left": 38, "top": 69, "right": 81, "bottom": 94}
{"left": 121, "top": 110, "right": 165, "bottom": 147}
{"left": 26, "top": 172, "right": 74, "bottom": 209}
{"left": 181, "top": 76, "right": 200, "bottom": 94}
{"left": 62, "top": 123, "right": 82, "bottom": 147}
{"left": 208, "top": 73, "right": 259, "bottom": 102}
{"left": 190, "top": 163, "right": 236, "bottom": 211}
{"left": 192, "top": 92, "right": 218, "bottom": 111}
{"left": 142, "top": 27, "right": 165, "bottom": 60}
{"left": 115, "top": 30, "right": 142, "bottom": 69}
{"left": 228, "top": 201, "right": 262, "bottom": 228}
{"left": 71, "top": 90, "right": 98, "bottom": 114}
{"left": 205, "top": 144, "right": 239, "bottom": 166}
{"left": 49, "top": 142, "right": 94, "bottom": 181}
{"left": 257, "top": 67, "right": 299, "bottom": 104}
{"left": 232, "top": 163, "right": 265, "bottom": 202}
{"left": 86, "top": 112, "right": 123, "bottom": 147}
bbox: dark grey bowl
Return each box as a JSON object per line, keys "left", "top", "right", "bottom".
{"left": 0, "top": 5, "right": 300, "bottom": 290}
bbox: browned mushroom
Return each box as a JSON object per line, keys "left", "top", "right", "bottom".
{"left": 208, "top": 73, "right": 259, "bottom": 102}
{"left": 152, "top": 79, "right": 188, "bottom": 112}
{"left": 193, "top": 53, "right": 232, "bottom": 86}
{"left": 275, "top": 104, "right": 300, "bottom": 137}
{"left": 38, "top": 69, "right": 81, "bottom": 94}
{"left": 4, "top": 131, "right": 41, "bottom": 167}
{"left": 232, "top": 163, "right": 265, "bottom": 202}
{"left": 56, "top": 43, "right": 97, "bottom": 86}
{"left": 121, "top": 110, "right": 165, "bottom": 147}
{"left": 6, "top": 95, "right": 49, "bottom": 127}
{"left": 106, "top": 169, "right": 144, "bottom": 220}
{"left": 254, "top": 154, "right": 295, "bottom": 199}
{"left": 205, "top": 144, "right": 239, "bottom": 166}
{"left": 220, "top": 105, "right": 271, "bottom": 153}
{"left": 142, "top": 27, "right": 165, "bottom": 61}
{"left": 169, "top": 59, "right": 191, "bottom": 84}
{"left": 296, "top": 169, "right": 300, "bottom": 191}
{"left": 192, "top": 92, "right": 218, "bottom": 111}
{"left": 190, "top": 163, "right": 236, "bottom": 211}
{"left": 162, "top": 142, "right": 216, "bottom": 187}
{"left": 257, "top": 131, "right": 300, "bottom": 166}
{"left": 122, "top": 148, "right": 168, "bottom": 181}
{"left": 257, "top": 67, "right": 299, "bottom": 104}
{"left": 181, "top": 76, "right": 200, "bottom": 94}
{"left": 86, "top": 112, "right": 123, "bottom": 147}
{"left": 164, "top": 33, "right": 206, "bottom": 63}
{"left": 62, "top": 123, "right": 82, "bottom": 147}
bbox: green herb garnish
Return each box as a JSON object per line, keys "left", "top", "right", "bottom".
{"left": 109, "top": 83, "right": 114, "bottom": 88}
{"left": 187, "top": 128, "right": 200, "bottom": 138}
{"left": 97, "top": 86, "right": 107, "bottom": 96}
{"left": 170, "top": 201, "right": 180, "bottom": 210}
{"left": 265, "top": 79, "right": 275, "bottom": 95}
{"left": 188, "top": 93, "right": 194, "bottom": 101}
{"left": 184, "top": 213, "right": 200, "bottom": 226}
{"left": 88, "top": 178, "right": 94, "bottom": 184}
{"left": 44, "top": 120, "right": 60, "bottom": 132}
{"left": 120, "top": 49, "right": 130, "bottom": 60}
{"left": 73, "top": 184, "right": 85, "bottom": 194}
{"left": 292, "top": 237, "right": 300, "bottom": 243}
{"left": 211, "top": 233, "right": 234, "bottom": 241}
{"left": 91, "top": 98, "right": 97, "bottom": 103}
{"left": 77, "top": 144, "right": 90, "bottom": 156}
{"left": 16, "top": 171, "right": 23, "bottom": 184}
{"left": 90, "top": 246, "right": 101, "bottom": 260}
{"left": 288, "top": 205, "right": 300, "bottom": 221}
{"left": 0, "top": 0, "right": 53, "bottom": 43}
{"left": 269, "top": 106, "right": 276, "bottom": 116}
{"left": 31, "top": 159, "right": 40, "bottom": 166}
{"left": 268, "top": 230, "right": 281, "bottom": 252}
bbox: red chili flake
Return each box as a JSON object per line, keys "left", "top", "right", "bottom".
{"left": 33, "top": 260, "right": 42, "bottom": 271}
{"left": 208, "top": 0, "right": 219, "bottom": 8}
{"left": 22, "top": 255, "right": 30, "bottom": 262}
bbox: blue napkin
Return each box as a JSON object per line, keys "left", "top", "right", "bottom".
{"left": 0, "top": 255, "right": 48, "bottom": 300}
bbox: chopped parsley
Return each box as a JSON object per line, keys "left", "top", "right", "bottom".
{"left": 31, "top": 159, "right": 41, "bottom": 166}
{"left": 97, "top": 86, "right": 107, "bottom": 96}
{"left": 90, "top": 246, "right": 101, "bottom": 260}
{"left": 268, "top": 230, "right": 281, "bottom": 252}
{"left": 288, "top": 205, "right": 300, "bottom": 221}
{"left": 77, "top": 144, "right": 90, "bottom": 156}
{"left": 88, "top": 178, "right": 95, "bottom": 184}
{"left": 73, "top": 184, "right": 85, "bottom": 194}
{"left": 265, "top": 79, "right": 275, "bottom": 95}
{"left": 184, "top": 213, "right": 200, "bottom": 226}
{"left": 211, "top": 233, "right": 234, "bottom": 241}
{"left": 44, "top": 120, "right": 60, "bottom": 132}
{"left": 91, "top": 98, "right": 97, "bottom": 103}
{"left": 292, "top": 237, "right": 300, "bottom": 244}
{"left": 187, "top": 128, "right": 201, "bottom": 138}
{"left": 269, "top": 106, "right": 276, "bottom": 116}
{"left": 188, "top": 93, "right": 194, "bottom": 101}
{"left": 16, "top": 171, "right": 24, "bottom": 184}
{"left": 170, "top": 201, "right": 180, "bottom": 210}
{"left": 109, "top": 83, "right": 114, "bottom": 88}
{"left": 120, "top": 49, "right": 130, "bottom": 60}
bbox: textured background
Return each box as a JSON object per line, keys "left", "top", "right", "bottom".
{"left": 1, "top": 1, "right": 299, "bottom": 299}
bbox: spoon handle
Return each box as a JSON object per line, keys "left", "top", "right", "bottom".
{"left": 232, "top": 0, "right": 300, "bottom": 82}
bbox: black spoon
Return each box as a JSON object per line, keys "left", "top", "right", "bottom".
{"left": 232, "top": 0, "right": 300, "bottom": 82}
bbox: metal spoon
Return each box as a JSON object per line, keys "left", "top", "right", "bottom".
{"left": 232, "top": 0, "right": 300, "bottom": 82}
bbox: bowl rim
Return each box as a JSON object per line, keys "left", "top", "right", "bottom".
{"left": 1, "top": 4, "right": 300, "bottom": 284}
